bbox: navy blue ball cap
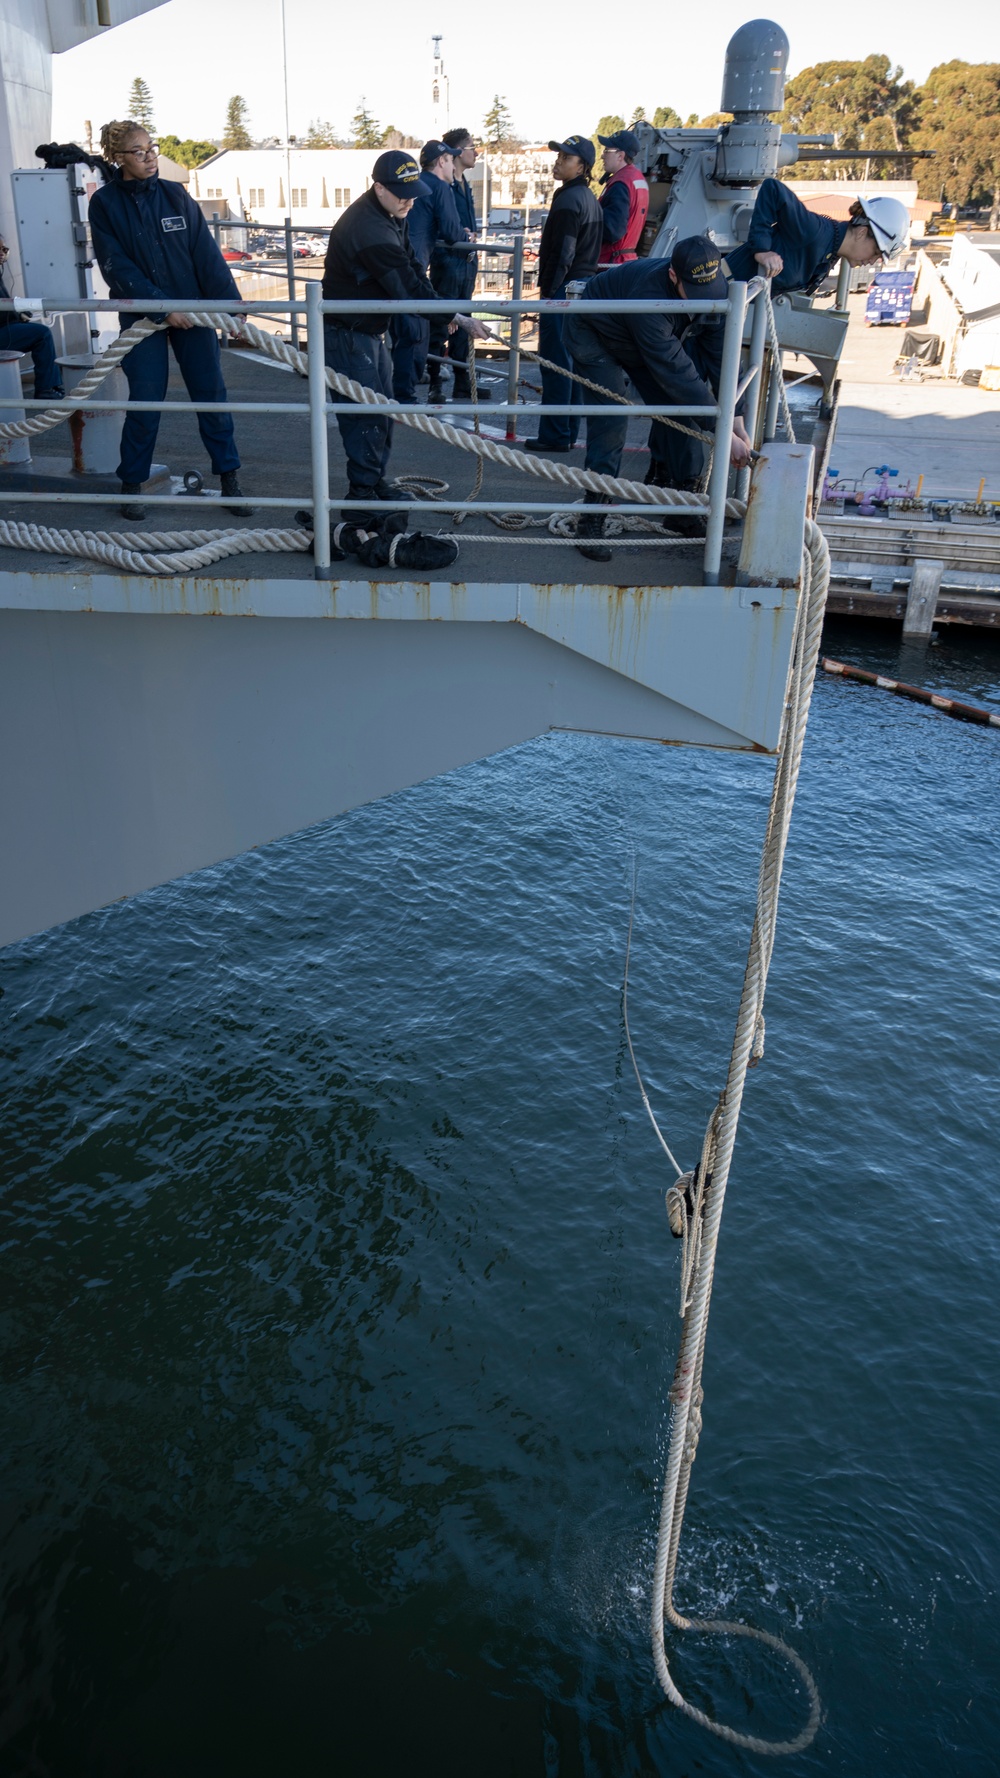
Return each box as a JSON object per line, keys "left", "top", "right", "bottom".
{"left": 372, "top": 150, "right": 421, "bottom": 194}
{"left": 598, "top": 129, "right": 640, "bottom": 156}
{"left": 420, "top": 139, "right": 454, "bottom": 167}
{"left": 670, "top": 234, "right": 729, "bottom": 297}
{"left": 547, "top": 134, "right": 596, "bottom": 169}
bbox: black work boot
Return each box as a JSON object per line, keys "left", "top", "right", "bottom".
{"left": 120, "top": 481, "right": 147, "bottom": 520}
{"left": 451, "top": 373, "right": 491, "bottom": 402}
{"left": 658, "top": 477, "right": 706, "bottom": 538}
{"left": 220, "top": 470, "right": 256, "bottom": 516}
{"left": 575, "top": 493, "right": 613, "bottom": 564}
{"left": 345, "top": 480, "right": 414, "bottom": 531}
{"left": 427, "top": 378, "right": 445, "bottom": 403}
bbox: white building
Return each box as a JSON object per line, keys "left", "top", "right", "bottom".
{"left": 190, "top": 150, "right": 381, "bottom": 229}
{"left": 189, "top": 145, "right": 559, "bottom": 232}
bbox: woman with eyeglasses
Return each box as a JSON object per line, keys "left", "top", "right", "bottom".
{"left": 88, "top": 120, "right": 253, "bottom": 518}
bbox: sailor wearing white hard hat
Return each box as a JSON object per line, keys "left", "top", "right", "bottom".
{"left": 726, "top": 178, "right": 909, "bottom": 294}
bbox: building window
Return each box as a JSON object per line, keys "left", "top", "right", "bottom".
{"left": 334, "top": 188, "right": 352, "bottom": 207}
{"left": 248, "top": 187, "right": 265, "bottom": 208}
{"left": 291, "top": 187, "right": 308, "bottom": 208}
{"left": 205, "top": 187, "right": 222, "bottom": 198}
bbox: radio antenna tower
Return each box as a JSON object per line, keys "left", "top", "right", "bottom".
{"left": 431, "top": 35, "right": 450, "bottom": 136}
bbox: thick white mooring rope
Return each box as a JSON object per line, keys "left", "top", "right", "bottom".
{"left": 1, "top": 302, "right": 828, "bottom": 1752}
{"left": 648, "top": 517, "right": 828, "bottom": 1756}
{"left": 0, "top": 317, "right": 162, "bottom": 438}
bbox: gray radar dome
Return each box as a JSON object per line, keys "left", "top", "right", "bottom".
{"left": 721, "top": 20, "right": 789, "bottom": 117}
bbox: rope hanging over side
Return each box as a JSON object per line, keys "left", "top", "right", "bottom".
{"left": 646, "top": 518, "right": 829, "bottom": 1757}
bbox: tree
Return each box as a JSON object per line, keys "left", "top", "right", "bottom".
{"left": 482, "top": 95, "right": 516, "bottom": 152}
{"left": 684, "top": 113, "right": 699, "bottom": 126}
{"left": 158, "top": 134, "right": 217, "bottom": 168}
{"left": 652, "top": 106, "right": 682, "bottom": 129}
{"left": 128, "top": 77, "right": 154, "bottom": 131}
{"left": 350, "top": 100, "right": 382, "bottom": 149}
{"left": 630, "top": 105, "right": 646, "bottom": 126}
{"left": 913, "top": 62, "right": 1000, "bottom": 223}
{"left": 305, "top": 118, "right": 340, "bottom": 148}
{"left": 222, "top": 95, "right": 252, "bottom": 151}
{"left": 776, "top": 56, "right": 918, "bottom": 180}
{"left": 590, "top": 112, "right": 625, "bottom": 170}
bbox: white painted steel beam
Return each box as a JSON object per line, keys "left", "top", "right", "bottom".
{"left": 0, "top": 570, "right": 799, "bottom": 945}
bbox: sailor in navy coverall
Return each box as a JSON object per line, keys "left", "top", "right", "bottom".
{"left": 726, "top": 179, "right": 850, "bottom": 296}
{"left": 564, "top": 238, "right": 751, "bottom": 558}
{"left": 391, "top": 142, "right": 466, "bottom": 402}
{"left": 0, "top": 238, "right": 64, "bottom": 399}
{"left": 88, "top": 123, "right": 248, "bottom": 508}
{"left": 726, "top": 178, "right": 892, "bottom": 295}
{"left": 528, "top": 136, "right": 602, "bottom": 454}
{"left": 431, "top": 129, "right": 481, "bottom": 400}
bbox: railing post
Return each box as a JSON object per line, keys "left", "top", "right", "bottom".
{"left": 285, "top": 217, "right": 299, "bottom": 350}
{"left": 306, "top": 280, "right": 332, "bottom": 578}
{"left": 505, "top": 234, "right": 524, "bottom": 442}
{"left": 736, "top": 284, "right": 768, "bottom": 499}
{"left": 834, "top": 256, "right": 852, "bottom": 310}
{"left": 703, "top": 279, "right": 748, "bottom": 586}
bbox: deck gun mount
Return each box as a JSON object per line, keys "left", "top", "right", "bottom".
{"left": 632, "top": 19, "right": 848, "bottom": 399}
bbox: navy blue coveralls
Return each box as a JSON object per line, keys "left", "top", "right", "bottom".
{"left": 534, "top": 175, "right": 603, "bottom": 450}
{"left": 0, "top": 264, "right": 63, "bottom": 397}
{"left": 727, "top": 179, "right": 849, "bottom": 296}
{"left": 564, "top": 258, "right": 732, "bottom": 486}
{"left": 88, "top": 172, "right": 241, "bottom": 484}
{"left": 391, "top": 172, "right": 464, "bottom": 399}
{"left": 429, "top": 172, "right": 477, "bottom": 390}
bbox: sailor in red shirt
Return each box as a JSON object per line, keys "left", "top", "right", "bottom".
{"left": 596, "top": 129, "right": 649, "bottom": 266}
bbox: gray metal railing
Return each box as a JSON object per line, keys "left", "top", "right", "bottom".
{"left": 0, "top": 278, "right": 772, "bottom": 585}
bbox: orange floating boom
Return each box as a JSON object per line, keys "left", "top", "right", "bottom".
{"left": 822, "top": 658, "right": 1000, "bottom": 728}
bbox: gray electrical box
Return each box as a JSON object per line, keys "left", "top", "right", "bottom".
{"left": 11, "top": 165, "right": 109, "bottom": 354}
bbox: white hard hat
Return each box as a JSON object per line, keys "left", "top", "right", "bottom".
{"left": 855, "top": 194, "right": 909, "bottom": 260}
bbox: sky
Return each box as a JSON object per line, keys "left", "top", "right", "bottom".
{"left": 52, "top": 0, "right": 998, "bottom": 149}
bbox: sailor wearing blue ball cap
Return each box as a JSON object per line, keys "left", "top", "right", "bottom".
{"left": 322, "top": 151, "right": 488, "bottom": 519}
{"left": 524, "top": 134, "right": 602, "bottom": 454}
{"left": 563, "top": 234, "right": 752, "bottom": 560}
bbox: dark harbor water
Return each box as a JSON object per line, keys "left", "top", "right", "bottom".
{"left": 2, "top": 620, "right": 998, "bottom": 1777}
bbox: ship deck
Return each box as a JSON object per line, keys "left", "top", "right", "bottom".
{"left": 0, "top": 342, "right": 739, "bottom": 588}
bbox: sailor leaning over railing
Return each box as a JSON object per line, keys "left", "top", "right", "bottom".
{"left": 563, "top": 236, "right": 754, "bottom": 561}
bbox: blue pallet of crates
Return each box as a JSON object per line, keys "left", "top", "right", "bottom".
{"left": 865, "top": 271, "right": 916, "bottom": 326}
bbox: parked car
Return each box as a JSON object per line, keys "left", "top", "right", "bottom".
{"left": 865, "top": 271, "right": 915, "bottom": 326}
{"left": 221, "top": 247, "right": 253, "bottom": 262}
